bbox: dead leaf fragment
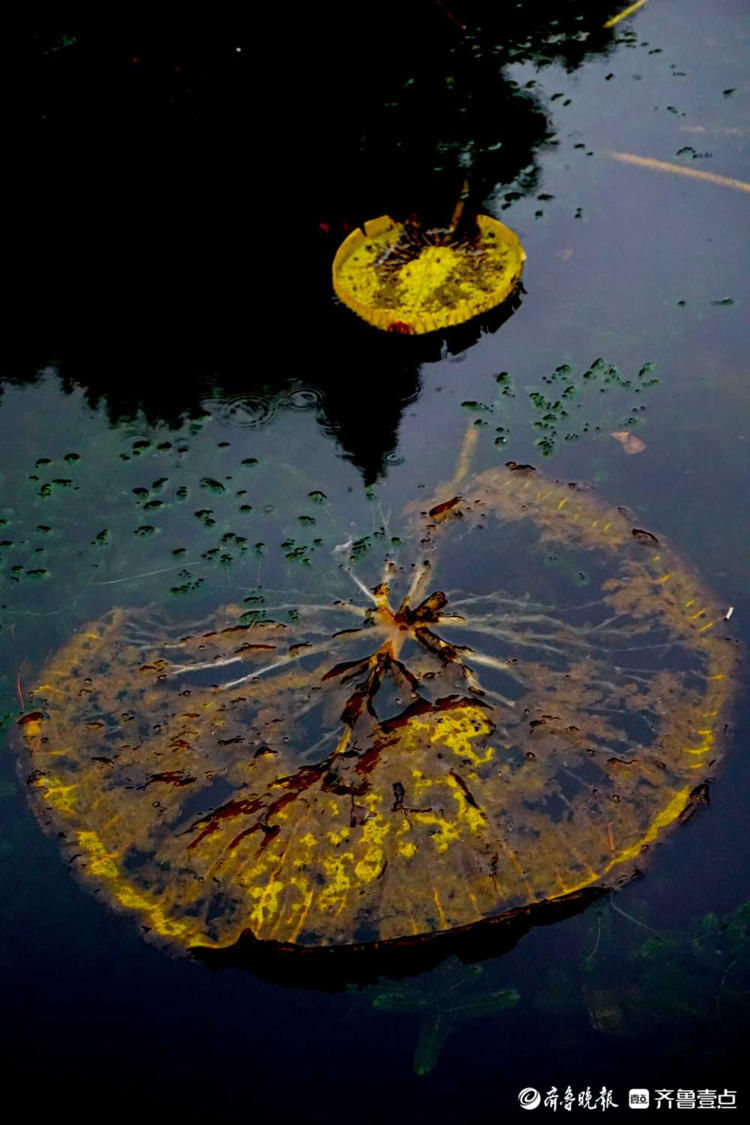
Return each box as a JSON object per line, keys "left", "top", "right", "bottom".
{"left": 611, "top": 430, "right": 646, "bottom": 455}
{"left": 606, "top": 151, "right": 750, "bottom": 195}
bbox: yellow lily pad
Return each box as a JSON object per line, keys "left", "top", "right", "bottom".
{"left": 13, "top": 465, "right": 736, "bottom": 958}
{"left": 332, "top": 214, "right": 526, "bottom": 334}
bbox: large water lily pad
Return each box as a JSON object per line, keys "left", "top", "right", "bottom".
{"left": 332, "top": 215, "right": 526, "bottom": 334}
{"left": 14, "top": 465, "right": 736, "bottom": 956}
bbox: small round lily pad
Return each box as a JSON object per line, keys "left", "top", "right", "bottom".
{"left": 332, "top": 214, "right": 526, "bottom": 334}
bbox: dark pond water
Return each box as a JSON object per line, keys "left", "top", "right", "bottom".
{"left": 1, "top": 4, "right": 749, "bottom": 1117}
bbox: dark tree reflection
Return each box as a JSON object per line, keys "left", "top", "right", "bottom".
{"left": 3, "top": 3, "right": 624, "bottom": 480}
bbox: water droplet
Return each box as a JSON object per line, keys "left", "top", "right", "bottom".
{"left": 209, "top": 395, "right": 275, "bottom": 427}
{"left": 283, "top": 389, "right": 321, "bottom": 411}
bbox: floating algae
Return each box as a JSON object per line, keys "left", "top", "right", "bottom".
{"left": 372, "top": 959, "right": 519, "bottom": 1075}
{"left": 12, "top": 460, "right": 737, "bottom": 958}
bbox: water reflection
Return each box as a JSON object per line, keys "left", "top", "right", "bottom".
{"left": 5, "top": 2, "right": 625, "bottom": 480}
{"left": 2, "top": 2, "right": 748, "bottom": 1108}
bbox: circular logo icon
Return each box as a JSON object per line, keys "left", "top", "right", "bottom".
{"left": 519, "top": 1088, "right": 542, "bottom": 1110}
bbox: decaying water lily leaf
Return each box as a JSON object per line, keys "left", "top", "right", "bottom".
{"left": 13, "top": 464, "right": 737, "bottom": 957}
{"left": 332, "top": 215, "right": 525, "bottom": 334}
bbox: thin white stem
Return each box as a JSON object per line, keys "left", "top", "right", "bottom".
{"left": 91, "top": 561, "right": 209, "bottom": 585}
{"left": 168, "top": 653, "right": 245, "bottom": 676}
{"left": 609, "top": 894, "right": 663, "bottom": 935}
{"left": 375, "top": 500, "right": 391, "bottom": 540}
{"left": 586, "top": 614, "right": 630, "bottom": 633}
{"left": 449, "top": 593, "right": 608, "bottom": 614}
{"left": 463, "top": 649, "right": 524, "bottom": 687}
{"left": 238, "top": 601, "right": 367, "bottom": 619}
{"left": 440, "top": 619, "right": 568, "bottom": 657}
{"left": 448, "top": 594, "right": 540, "bottom": 610}
{"left": 342, "top": 566, "right": 378, "bottom": 605}
{"left": 407, "top": 560, "right": 433, "bottom": 605}
{"left": 300, "top": 726, "right": 339, "bottom": 761}
{"left": 219, "top": 638, "right": 340, "bottom": 691}
{"left": 468, "top": 681, "right": 518, "bottom": 710}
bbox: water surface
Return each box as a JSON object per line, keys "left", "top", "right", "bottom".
{"left": 1, "top": 3, "right": 749, "bottom": 1117}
